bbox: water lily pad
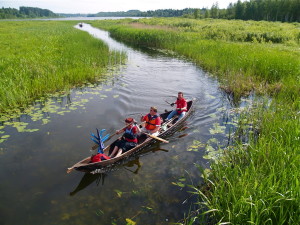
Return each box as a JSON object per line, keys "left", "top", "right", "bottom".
{"left": 187, "top": 140, "right": 205, "bottom": 152}
{"left": 114, "top": 189, "right": 123, "bottom": 198}
{"left": 209, "top": 123, "right": 226, "bottom": 134}
{"left": 125, "top": 218, "right": 136, "bottom": 225}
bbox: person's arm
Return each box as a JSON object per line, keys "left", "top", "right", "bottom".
{"left": 180, "top": 100, "right": 187, "bottom": 111}
{"left": 140, "top": 115, "right": 147, "bottom": 127}
{"left": 134, "top": 122, "right": 141, "bottom": 133}
{"left": 151, "top": 117, "right": 161, "bottom": 133}
{"left": 116, "top": 129, "right": 124, "bottom": 135}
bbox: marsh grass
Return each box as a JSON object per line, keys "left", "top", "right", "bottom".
{"left": 192, "top": 99, "right": 300, "bottom": 224}
{"left": 0, "top": 20, "right": 126, "bottom": 114}
{"left": 89, "top": 18, "right": 300, "bottom": 224}
{"left": 90, "top": 18, "right": 300, "bottom": 100}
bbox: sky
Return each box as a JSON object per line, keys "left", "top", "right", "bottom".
{"left": 1, "top": 0, "right": 238, "bottom": 14}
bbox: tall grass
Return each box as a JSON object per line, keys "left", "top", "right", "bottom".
{"left": 0, "top": 20, "right": 126, "bottom": 114}
{"left": 90, "top": 19, "right": 300, "bottom": 99}
{"left": 89, "top": 18, "right": 300, "bottom": 224}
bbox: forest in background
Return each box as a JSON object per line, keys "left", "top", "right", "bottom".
{"left": 2, "top": 0, "right": 299, "bottom": 22}
{"left": 0, "top": 6, "right": 58, "bottom": 19}
{"left": 89, "top": 0, "right": 300, "bottom": 22}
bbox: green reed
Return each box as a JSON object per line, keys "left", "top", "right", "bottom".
{"left": 89, "top": 18, "right": 300, "bottom": 224}
{"left": 192, "top": 98, "right": 300, "bottom": 224}
{"left": 89, "top": 18, "right": 300, "bottom": 100}
{"left": 0, "top": 20, "right": 126, "bottom": 114}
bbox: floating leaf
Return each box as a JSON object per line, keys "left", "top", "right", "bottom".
{"left": 125, "top": 218, "right": 136, "bottom": 225}
{"left": 187, "top": 140, "right": 205, "bottom": 152}
{"left": 23, "top": 129, "right": 39, "bottom": 132}
{"left": 209, "top": 113, "right": 217, "bottom": 118}
{"left": 142, "top": 206, "right": 153, "bottom": 211}
{"left": 113, "top": 95, "right": 119, "bottom": 98}
{"left": 114, "top": 189, "right": 123, "bottom": 198}
{"left": 206, "top": 94, "right": 216, "bottom": 99}
{"left": 1, "top": 135, "right": 10, "bottom": 139}
{"left": 206, "top": 145, "right": 215, "bottom": 152}
{"left": 42, "top": 119, "right": 50, "bottom": 125}
{"left": 95, "top": 209, "right": 104, "bottom": 216}
{"left": 208, "top": 138, "right": 219, "bottom": 144}
{"left": 172, "top": 181, "right": 185, "bottom": 188}
{"left": 209, "top": 123, "right": 226, "bottom": 134}
{"left": 61, "top": 213, "right": 70, "bottom": 220}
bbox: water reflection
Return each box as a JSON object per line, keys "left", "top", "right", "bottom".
{"left": 70, "top": 173, "right": 106, "bottom": 196}
{"left": 69, "top": 145, "right": 170, "bottom": 196}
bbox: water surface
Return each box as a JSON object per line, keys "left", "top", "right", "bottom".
{"left": 0, "top": 23, "right": 232, "bottom": 225}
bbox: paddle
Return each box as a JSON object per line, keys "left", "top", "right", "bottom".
{"left": 91, "top": 121, "right": 138, "bottom": 150}
{"left": 143, "top": 132, "right": 169, "bottom": 143}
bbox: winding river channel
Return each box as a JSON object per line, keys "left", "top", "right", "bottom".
{"left": 0, "top": 23, "right": 239, "bottom": 224}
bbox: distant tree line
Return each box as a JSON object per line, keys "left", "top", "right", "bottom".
{"left": 1, "top": 0, "right": 299, "bottom": 22}
{"left": 90, "top": 9, "right": 197, "bottom": 17}
{"left": 192, "top": 0, "right": 300, "bottom": 22}
{"left": 91, "top": 0, "right": 299, "bottom": 22}
{"left": 0, "top": 7, "right": 58, "bottom": 19}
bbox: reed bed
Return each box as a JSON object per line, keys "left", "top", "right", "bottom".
{"left": 90, "top": 18, "right": 300, "bottom": 99}
{"left": 89, "top": 18, "right": 300, "bottom": 224}
{"left": 0, "top": 20, "right": 125, "bottom": 114}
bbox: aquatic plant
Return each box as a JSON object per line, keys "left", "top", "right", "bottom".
{"left": 0, "top": 20, "right": 126, "bottom": 114}
{"left": 88, "top": 18, "right": 300, "bottom": 224}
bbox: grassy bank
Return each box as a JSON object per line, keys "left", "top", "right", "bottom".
{"left": 89, "top": 18, "right": 300, "bottom": 224}
{"left": 90, "top": 18, "right": 300, "bottom": 99}
{"left": 0, "top": 20, "right": 125, "bottom": 114}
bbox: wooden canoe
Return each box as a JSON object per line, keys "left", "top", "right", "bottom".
{"left": 67, "top": 99, "right": 195, "bottom": 173}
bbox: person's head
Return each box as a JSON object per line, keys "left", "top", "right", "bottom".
{"left": 178, "top": 91, "right": 184, "bottom": 99}
{"left": 125, "top": 117, "right": 134, "bottom": 125}
{"left": 149, "top": 106, "right": 157, "bottom": 116}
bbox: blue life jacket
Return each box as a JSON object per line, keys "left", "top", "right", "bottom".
{"left": 123, "top": 126, "right": 137, "bottom": 140}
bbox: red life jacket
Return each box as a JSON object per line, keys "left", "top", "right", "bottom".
{"left": 145, "top": 114, "right": 160, "bottom": 130}
{"left": 90, "top": 153, "right": 110, "bottom": 163}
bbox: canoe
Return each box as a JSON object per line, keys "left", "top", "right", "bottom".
{"left": 67, "top": 99, "right": 195, "bottom": 173}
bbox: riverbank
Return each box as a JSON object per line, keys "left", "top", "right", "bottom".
{"left": 0, "top": 20, "right": 125, "bottom": 115}
{"left": 88, "top": 18, "right": 300, "bottom": 224}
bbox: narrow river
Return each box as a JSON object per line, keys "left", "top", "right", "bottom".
{"left": 0, "top": 23, "right": 232, "bottom": 225}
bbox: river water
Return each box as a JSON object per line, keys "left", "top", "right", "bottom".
{"left": 0, "top": 23, "right": 233, "bottom": 225}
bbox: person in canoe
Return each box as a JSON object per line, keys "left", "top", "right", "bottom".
{"left": 108, "top": 117, "right": 140, "bottom": 158}
{"left": 166, "top": 91, "right": 187, "bottom": 121}
{"left": 140, "top": 106, "right": 161, "bottom": 136}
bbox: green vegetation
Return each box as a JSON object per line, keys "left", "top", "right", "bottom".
{"left": 90, "top": 18, "right": 300, "bottom": 98}
{"left": 90, "top": 8, "right": 197, "bottom": 18}
{"left": 89, "top": 18, "right": 300, "bottom": 224}
{"left": 0, "top": 20, "right": 125, "bottom": 114}
{"left": 192, "top": 0, "right": 300, "bottom": 22}
{"left": 0, "top": 6, "right": 58, "bottom": 19}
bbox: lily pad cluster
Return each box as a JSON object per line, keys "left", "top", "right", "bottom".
{"left": 0, "top": 80, "right": 122, "bottom": 144}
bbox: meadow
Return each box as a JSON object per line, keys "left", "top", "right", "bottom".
{"left": 0, "top": 20, "right": 125, "bottom": 115}
{"left": 89, "top": 18, "right": 300, "bottom": 224}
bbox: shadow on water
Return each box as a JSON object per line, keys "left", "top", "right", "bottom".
{"left": 69, "top": 145, "right": 169, "bottom": 196}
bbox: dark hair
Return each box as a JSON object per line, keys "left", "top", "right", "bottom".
{"left": 178, "top": 92, "right": 183, "bottom": 95}
{"left": 125, "top": 117, "right": 134, "bottom": 123}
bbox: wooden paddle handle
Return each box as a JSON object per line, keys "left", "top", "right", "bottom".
{"left": 144, "top": 133, "right": 169, "bottom": 143}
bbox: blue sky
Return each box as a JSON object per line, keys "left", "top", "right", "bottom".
{"left": 1, "top": 0, "right": 238, "bottom": 14}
